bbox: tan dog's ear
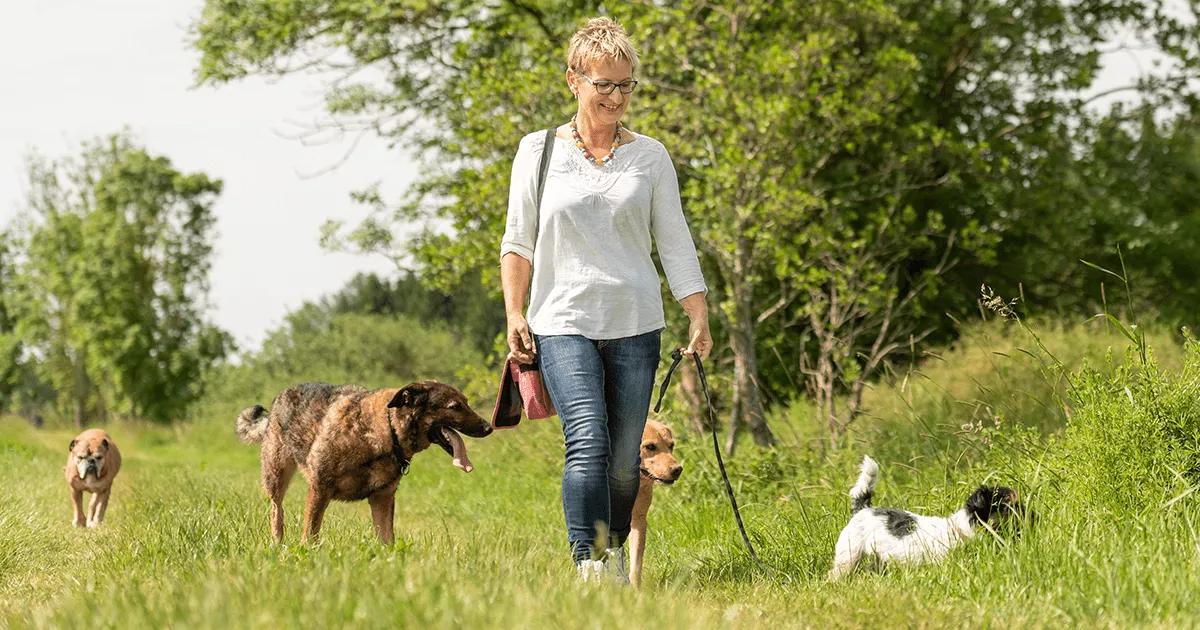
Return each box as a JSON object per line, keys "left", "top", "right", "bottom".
{"left": 68, "top": 439, "right": 76, "bottom": 452}
{"left": 388, "top": 383, "right": 429, "bottom": 409}
{"left": 100, "top": 439, "right": 109, "bottom": 453}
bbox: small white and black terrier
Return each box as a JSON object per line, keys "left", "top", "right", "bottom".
{"left": 828, "top": 456, "right": 1022, "bottom": 579}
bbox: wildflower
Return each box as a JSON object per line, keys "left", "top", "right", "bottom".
{"left": 980, "top": 284, "right": 1019, "bottom": 320}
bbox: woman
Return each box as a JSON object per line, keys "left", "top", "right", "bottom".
{"left": 500, "top": 17, "right": 711, "bottom": 583}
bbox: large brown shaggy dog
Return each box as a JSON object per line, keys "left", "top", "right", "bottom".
{"left": 236, "top": 380, "right": 492, "bottom": 544}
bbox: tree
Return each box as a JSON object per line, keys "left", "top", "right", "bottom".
{"left": 794, "top": 1, "right": 1200, "bottom": 441}
{"left": 887, "top": 0, "right": 1200, "bottom": 321}
{"left": 208, "top": 300, "right": 487, "bottom": 415}
{"left": 194, "top": 0, "right": 929, "bottom": 450}
{"left": 978, "top": 103, "right": 1200, "bottom": 326}
{"left": 618, "top": 1, "right": 978, "bottom": 450}
{"left": 194, "top": 0, "right": 1200, "bottom": 448}
{"left": 324, "top": 271, "right": 504, "bottom": 355}
{"left": 0, "top": 232, "right": 22, "bottom": 412}
{"left": 9, "top": 134, "right": 231, "bottom": 424}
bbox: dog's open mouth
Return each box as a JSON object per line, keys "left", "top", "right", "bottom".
{"left": 640, "top": 467, "right": 676, "bottom": 485}
{"left": 429, "top": 426, "right": 474, "bottom": 473}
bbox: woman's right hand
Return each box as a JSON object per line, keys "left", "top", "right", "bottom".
{"left": 506, "top": 313, "right": 537, "bottom": 364}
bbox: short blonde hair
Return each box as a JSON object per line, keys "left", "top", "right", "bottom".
{"left": 566, "top": 17, "right": 639, "bottom": 75}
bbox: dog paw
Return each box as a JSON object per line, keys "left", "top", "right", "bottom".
{"left": 86, "top": 520, "right": 99, "bottom": 528}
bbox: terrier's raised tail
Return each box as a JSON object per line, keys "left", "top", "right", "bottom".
{"left": 849, "top": 455, "right": 879, "bottom": 513}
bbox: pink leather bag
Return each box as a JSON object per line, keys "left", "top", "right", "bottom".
{"left": 491, "top": 358, "right": 557, "bottom": 429}
{"left": 492, "top": 128, "right": 559, "bottom": 429}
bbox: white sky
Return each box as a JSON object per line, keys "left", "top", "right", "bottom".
{"left": 0, "top": 1, "right": 1171, "bottom": 353}
{"left": 0, "top": 0, "right": 406, "bottom": 351}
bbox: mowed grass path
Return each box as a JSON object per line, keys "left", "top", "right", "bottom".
{"left": 1, "top": 409, "right": 1198, "bottom": 629}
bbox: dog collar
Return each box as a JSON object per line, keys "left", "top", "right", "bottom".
{"left": 388, "top": 422, "right": 411, "bottom": 476}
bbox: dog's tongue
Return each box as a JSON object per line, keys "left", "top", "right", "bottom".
{"left": 441, "top": 426, "right": 473, "bottom": 472}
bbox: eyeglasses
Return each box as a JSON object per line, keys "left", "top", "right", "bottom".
{"left": 575, "top": 71, "right": 639, "bottom": 95}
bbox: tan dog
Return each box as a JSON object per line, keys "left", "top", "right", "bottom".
{"left": 236, "top": 380, "right": 493, "bottom": 544}
{"left": 65, "top": 429, "right": 122, "bottom": 528}
{"left": 628, "top": 419, "right": 683, "bottom": 587}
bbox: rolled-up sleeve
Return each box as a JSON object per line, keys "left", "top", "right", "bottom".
{"left": 650, "top": 145, "right": 707, "bottom": 300}
{"left": 500, "top": 134, "right": 540, "bottom": 262}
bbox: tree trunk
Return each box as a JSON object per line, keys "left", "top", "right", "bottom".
{"left": 72, "top": 359, "right": 86, "bottom": 429}
{"left": 817, "top": 340, "right": 843, "bottom": 444}
{"left": 728, "top": 308, "right": 774, "bottom": 450}
{"left": 805, "top": 325, "right": 845, "bottom": 448}
{"left": 725, "top": 374, "right": 742, "bottom": 456}
{"left": 724, "top": 232, "right": 775, "bottom": 452}
{"left": 677, "top": 362, "right": 709, "bottom": 434}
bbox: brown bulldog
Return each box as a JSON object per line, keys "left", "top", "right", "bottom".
{"left": 65, "top": 429, "right": 122, "bottom": 528}
{"left": 236, "top": 380, "right": 493, "bottom": 544}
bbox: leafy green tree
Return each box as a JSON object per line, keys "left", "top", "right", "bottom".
{"left": 888, "top": 0, "right": 1200, "bottom": 324}
{"left": 256, "top": 310, "right": 480, "bottom": 386}
{"left": 1088, "top": 106, "right": 1200, "bottom": 324}
{"left": 752, "top": 0, "right": 1200, "bottom": 442}
{"left": 194, "top": 0, "right": 1200, "bottom": 447}
{"left": 618, "top": 1, "right": 972, "bottom": 448}
{"left": 0, "top": 232, "right": 22, "bottom": 412}
{"left": 324, "top": 271, "right": 504, "bottom": 355}
{"left": 757, "top": 0, "right": 1200, "bottom": 442}
{"left": 978, "top": 104, "right": 1200, "bottom": 325}
{"left": 9, "top": 134, "right": 232, "bottom": 424}
{"left": 207, "top": 306, "right": 487, "bottom": 417}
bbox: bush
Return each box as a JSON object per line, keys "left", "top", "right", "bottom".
{"left": 847, "top": 317, "right": 1185, "bottom": 465}
{"left": 1061, "top": 341, "right": 1200, "bottom": 517}
{"left": 197, "top": 312, "right": 486, "bottom": 429}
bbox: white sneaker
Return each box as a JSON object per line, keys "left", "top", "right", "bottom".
{"left": 577, "top": 559, "right": 605, "bottom": 583}
{"left": 601, "top": 547, "right": 631, "bottom": 586}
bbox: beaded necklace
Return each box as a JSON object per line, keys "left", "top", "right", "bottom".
{"left": 570, "top": 117, "right": 622, "bottom": 166}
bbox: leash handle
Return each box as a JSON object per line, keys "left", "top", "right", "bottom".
{"left": 655, "top": 348, "right": 764, "bottom": 568}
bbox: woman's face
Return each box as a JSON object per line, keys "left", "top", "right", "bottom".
{"left": 568, "top": 57, "right": 634, "bottom": 128}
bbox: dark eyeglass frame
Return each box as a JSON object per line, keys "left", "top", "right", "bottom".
{"left": 575, "top": 70, "right": 639, "bottom": 95}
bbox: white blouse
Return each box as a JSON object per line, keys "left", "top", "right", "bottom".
{"left": 500, "top": 129, "right": 707, "bottom": 340}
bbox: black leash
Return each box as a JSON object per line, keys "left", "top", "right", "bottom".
{"left": 654, "top": 348, "right": 765, "bottom": 570}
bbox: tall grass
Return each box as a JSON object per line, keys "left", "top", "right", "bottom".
{"left": 848, "top": 318, "right": 1181, "bottom": 464}
{"left": 1, "top": 318, "right": 1198, "bottom": 628}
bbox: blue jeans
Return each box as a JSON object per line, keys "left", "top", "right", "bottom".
{"left": 535, "top": 329, "right": 662, "bottom": 563}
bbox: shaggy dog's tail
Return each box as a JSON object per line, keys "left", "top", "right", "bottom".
{"left": 235, "top": 404, "right": 268, "bottom": 443}
{"left": 849, "top": 455, "right": 879, "bottom": 513}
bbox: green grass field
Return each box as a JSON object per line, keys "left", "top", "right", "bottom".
{"left": 2, "top": 320, "right": 1199, "bottom": 628}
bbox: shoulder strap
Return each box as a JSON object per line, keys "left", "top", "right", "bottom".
{"left": 533, "top": 127, "right": 555, "bottom": 248}
{"left": 536, "top": 127, "right": 555, "bottom": 211}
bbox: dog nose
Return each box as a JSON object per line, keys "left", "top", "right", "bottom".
{"left": 670, "top": 465, "right": 683, "bottom": 479}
